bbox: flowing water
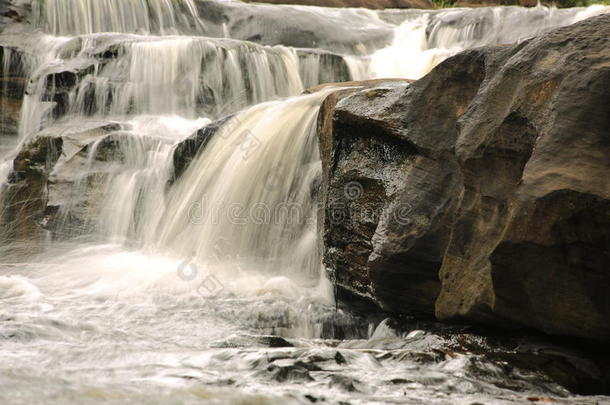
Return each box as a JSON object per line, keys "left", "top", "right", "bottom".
{"left": 1, "top": 1, "right": 610, "bottom": 404}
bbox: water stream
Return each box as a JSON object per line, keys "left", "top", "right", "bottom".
{"left": 1, "top": 1, "right": 609, "bottom": 403}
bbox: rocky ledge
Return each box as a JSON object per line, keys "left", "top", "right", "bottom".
{"left": 317, "top": 14, "right": 610, "bottom": 343}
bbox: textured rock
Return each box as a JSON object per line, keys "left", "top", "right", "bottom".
{"left": 318, "top": 14, "right": 610, "bottom": 342}
{"left": 0, "top": 44, "right": 28, "bottom": 138}
{"left": 318, "top": 78, "right": 457, "bottom": 316}
{"left": 172, "top": 117, "right": 228, "bottom": 182}
{"left": 0, "top": 122, "right": 124, "bottom": 242}
{"left": 317, "top": 55, "right": 491, "bottom": 316}
{"left": 0, "top": 134, "right": 62, "bottom": 243}
{"left": 194, "top": 0, "right": 396, "bottom": 53}
{"left": 0, "top": 0, "right": 30, "bottom": 33}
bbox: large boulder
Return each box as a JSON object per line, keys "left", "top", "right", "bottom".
{"left": 318, "top": 14, "right": 610, "bottom": 342}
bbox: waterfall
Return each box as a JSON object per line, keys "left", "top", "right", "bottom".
{"left": 66, "top": 36, "right": 305, "bottom": 118}
{"left": 44, "top": 116, "right": 209, "bottom": 242}
{"left": 1, "top": 0, "right": 607, "bottom": 271}
{"left": 14, "top": 35, "right": 76, "bottom": 141}
{"left": 8, "top": 33, "right": 356, "bottom": 149}
{"left": 370, "top": 5, "right": 610, "bottom": 80}
{"left": 1, "top": 1, "right": 608, "bottom": 251}
{"left": 154, "top": 89, "right": 337, "bottom": 298}
{"left": 32, "top": 0, "right": 201, "bottom": 35}
{"left": 1, "top": 1, "right": 610, "bottom": 402}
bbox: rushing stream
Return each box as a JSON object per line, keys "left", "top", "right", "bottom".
{"left": 1, "top": 1, "right": 610, "bottom": 404}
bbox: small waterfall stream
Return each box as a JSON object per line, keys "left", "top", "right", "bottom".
{"left": 0, "top": 1, "right": 609, "bottom": 403}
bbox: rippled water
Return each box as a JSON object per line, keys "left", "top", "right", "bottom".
{"left": 2, "top": 244, "right": 608, "bottom": 405}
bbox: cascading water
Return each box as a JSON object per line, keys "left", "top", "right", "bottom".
{"left": 32, "top": 0, "right": 202, "bottom": 35}
{"left": 64, "top": 36, "right": 308, "bottom": 119}
{"left": 369, "top": 4, "right": 610, "bottom": 79}
{"left": 155, "top": 89, "right": 337, "bottom": 299}
{"left": 1, "top": 1, "right": 609, "bottom": 403}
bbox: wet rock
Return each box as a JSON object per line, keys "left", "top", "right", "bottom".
{"left": 388, "top": 378, "right": 413, "bottom": 384}
{"left": 0, "top": 122, "right": 125, "bottom": 242}
{"left": 303, "top": 394, "right": 319, "bottom": 403}
{"left": 212, "top": 333, "right": 295, "bottom": 348}
{"left": 334, "top": 351, "right": 347, "bottom": 365}
{"left": 317, "top": 14, "right": 610, "bottom": 342}
{"left": 318, "top": 78, "right": 446, "bottom": 316}
{"left": 0, "top": 134, "right": 62, "bottom": 243}
{"left": 318, "top": 306, "right": 373, "bottom": 340}
{"left": 36, "top": 61, "right": 97, "bottom": 120}
{"left": 329, "top": 375, "right": 363, "bottom": 392}
{"left": 172, "top": 117, "right": 229, "bottom": 182}
{"left": 447, "top": 331, "right": 610, "bottom": 395}
{"left": 194, "top": 0, "right": 395, "bottom": 53}
{"left": 293, "top": 360, "right": 323, "bottom": 371}
{"left": 303, "top": 350, "right": 348, "bottom": 365}
{"left": 266, "top": 363, "right": 314, "bottom": 382}
{"left": 0, "top": 0, "right": 30, "bottom": 33}
{"left": 0, "top": 44, "right": 29, "bottom": 138}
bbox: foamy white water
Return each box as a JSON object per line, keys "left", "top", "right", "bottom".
{"left": 156, "top": 90, "right": 336, "bottom": 286}
{"left": 32, "top": 0, "right": 201, "bottom": 35}
{"left": 370, "top": 5, "right": 610, "bottom": 80}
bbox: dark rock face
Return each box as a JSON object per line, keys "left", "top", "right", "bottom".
{"left": 172, "top": 117, "right": 228, "bottom": 182}
{"left": 318, "top": 79, "right": 456, "bottom": 317}
{"left": 318, "top": 14, "right": 610, "bottom": 342}
{"left": 0, "top": 44, "right": 28, "bottom": 138}
{"left": 0, "top": 0, "right": 30, "bottom": 33}
{"left": 0, "top": 134, "right": 62, "bottom": 244}
{"left": 1, "top": 132, "right": 65, "bottom": 244}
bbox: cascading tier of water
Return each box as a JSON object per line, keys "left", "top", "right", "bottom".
{"left": 0, "top": 0, "right": 609, "bottom": 404}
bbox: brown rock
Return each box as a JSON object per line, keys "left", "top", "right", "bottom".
{"left": 317, "top": 14, "right": 610, "bottom": 341}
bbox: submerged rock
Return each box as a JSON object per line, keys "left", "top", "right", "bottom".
{"left": 266, "top": 363, "right": 315, "bottom": 382}
{"left": 211, "top": 333, "right": 295, "bottom": 348}
{"left": 318, "top": 14, "right": 610, "bottom": 342}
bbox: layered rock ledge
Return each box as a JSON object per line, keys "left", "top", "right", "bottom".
{"left": 317, "top": 14, "right": 610, "bottom": 342}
